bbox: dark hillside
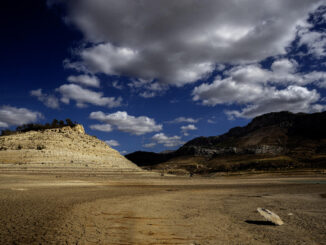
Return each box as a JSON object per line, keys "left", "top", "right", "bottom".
{"left": 126, "top": 111, "right": 326, "bottom": 174}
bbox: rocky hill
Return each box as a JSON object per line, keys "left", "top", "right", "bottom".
{"left": 0, "top": 124, "right": 139, "bottom": 171}
{"left": 126, "top": 111, "right": 326, "bottom": 174}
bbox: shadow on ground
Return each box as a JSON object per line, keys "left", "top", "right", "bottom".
{"left": 245, "top": 220, "right": 275, "bottom": 226}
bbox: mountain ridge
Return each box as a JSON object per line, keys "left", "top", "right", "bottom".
{"left": 126, "top": 111, "right": 326, "bottom": 174}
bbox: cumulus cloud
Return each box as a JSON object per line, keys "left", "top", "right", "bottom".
{"left": 225, "top": 59, "right": 326, "bottom": 87}
{"left": 181, "top": 124, "right": 197, "bottom": 136}
{"left": 90, "top": 111, "right": 162, "bottom": 135}
{"left": 152, "top": 133, "right": 184, "bottom": 148}
{"left": 0, "top": 106, "right": 43, "bottom": 128}
{"left": 226, "top": 86, "right": 324, "bottom": 119}
{"left": 67, "top": 74, "right": 100, "bottom": 87}
{"left": 30, "top": 89, "right": 59, "bottom": 109}
{"left": 128, "top": 78, "right": 168, "bottom": 98}
{"left": 298, "top": 30, "right": 326, "bottom": 58}
{"left": 53, "top": 0, "right": 322, "bottom": 89}
{"left": 271, "top": 59, "right": 298, "bottom": 74}
{"left": 297, "top": 6, "right": 326, "bottom": 58}
{"left": 193, "top": 59, "right": 326, "bottom": 118}
{"left": 105, "top": 139, "right": 119, "bottom": 147}
{"left": 89, "top": 124, "right": 112, "bottom": 132}
{"left": 143, "top": 142, "right": 156, "bottom": 148}
{"left": 167, "top": 117, "right": 199, "bottom": 124}
{"left": 56, "top": 84, "right": 122, "bottom": 108}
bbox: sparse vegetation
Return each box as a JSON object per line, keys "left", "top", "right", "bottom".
{"left": 1, "top": 119, "right": 78, "bottom": 136}
{"left": 37, "top": 145, "right": 45, "bottom": 150}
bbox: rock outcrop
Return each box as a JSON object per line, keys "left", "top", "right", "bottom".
{"left": 0, "top": 124, "right": 139, "bottom": 170}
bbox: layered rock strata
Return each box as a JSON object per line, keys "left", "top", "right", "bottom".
{"left": 0, "top": 125, "right": 139, "bottom": 170}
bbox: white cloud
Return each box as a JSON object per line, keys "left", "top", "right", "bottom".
{"left": 297, "top": 8, "right": 326, "bottom": 58}
{"left": 90, "top": 124, "right": 112, "bottom": 132}
{"left": 0, "top": 106, "right": 43, "bottom": 128}
{"left": 77, "top": 43, "right": 138, "bottom": 75}
{"left": 105, "top": 139, "right": 119, "bottom": 147}
{"left": 223, "top": 60, "right": 326, "bottom": 87}
{"left": 271, "top": 59, "right": 298, "bottom": 74}
{"left": 193, "top": 59, "right": 326, "bottom": 118}
{"left": 181, "top": 124, "right": 197, "bottom": 136}
{"left": 67, "top": 74, "right": 100, "bottom": 87}
{"left": 90, "top": 111, "right": 162, "bottom": 135}
{"left": 139, "top": 91, "right": 156, "bottom": 98}
{"left": 143, "top": 142, "right": 156, "bottom": 148}
{"left": 120, "top": 150, "right": 128, "bottom": 155}
{"left": 167, "top": 117, "right": 199, "bottom": 124}
{"left": 299, "top": 30, "right": 326, "bottom": 58}
{"left": 112, "top": 81, "right": 124, "bottom": 90}
{"left": 56, "top": 84, "right": 122, "bottom": 108}
{"left": 30, "top": 89, "right": 59, "bottom": 109}
{"left": 128, "top": 78, "right": 168, "bottom": 98}
{"left": 193, "top": 77, "right": 266, "bottom": 106}
{"left": 0, "top": 122, "right": 7, "bottom": 128}
{"left": 53, "top": 0, "right": 322, "bottom": 89}
{"left": 226, "top": 86, "right": 324, "bottom": 119}
{"left": 152, "top": 133, "right": 184, "bottom": 148}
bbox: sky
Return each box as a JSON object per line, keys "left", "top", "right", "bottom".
{"left": 1, "top": 0, "right": 326, "bottom": 154}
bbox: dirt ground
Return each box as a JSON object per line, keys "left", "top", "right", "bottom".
{"left": 0, "top": 170, "right": 325, "bottom": 245}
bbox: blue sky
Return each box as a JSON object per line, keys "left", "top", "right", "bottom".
{"left": 1, "top": 0, "right": 326, "bottom": 154}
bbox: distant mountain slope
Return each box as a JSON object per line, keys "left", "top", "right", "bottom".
{"left": 126, "top": 111, "right": 326, "bottom": 174}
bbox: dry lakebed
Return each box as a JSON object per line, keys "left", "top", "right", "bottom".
{"left": 0, "top": 170, "right": 325, "bottom": 245}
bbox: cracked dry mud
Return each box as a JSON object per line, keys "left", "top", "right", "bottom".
{"left": 0, "top": 173, "right": 325, "bottom": 245}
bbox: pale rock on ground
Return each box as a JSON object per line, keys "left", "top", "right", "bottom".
{"left": 257, "top": 207, "right": 284, "bottom": 225}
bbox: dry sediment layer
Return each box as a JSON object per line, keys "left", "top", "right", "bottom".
{"left": 0, "top": 124, "right": 139, "bottom": 170}
{"left": 0, "top": 173, "right": 325, "bottom": 244}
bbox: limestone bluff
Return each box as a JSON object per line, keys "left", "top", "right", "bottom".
{"left": 0, "top": 124, "right": 139, "bottom": 170}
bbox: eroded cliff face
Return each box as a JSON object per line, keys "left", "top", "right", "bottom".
{"left": 0, "top": 124, "right": 139, "bottom": 170}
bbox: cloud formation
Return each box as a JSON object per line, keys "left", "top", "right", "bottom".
{"left": 47, "top": 0, "right": 326, "bottom": 122}
{"left": 152, "top": 133, "right": 184, "bottom": 148}
{"left": 297, "top": 7, "right": 326, "bottom": 58}
{"left": 167, "top": 117, "right": 199, "bottom": 124}
{"left": 57, "top": 84, "right": 122, "bottom": 108}
{"left": 105, "top": 139, "right": 119, "bottom": 147}
{"left": 90, "top": 111, "right": 162, "bottom": 135}
{"left": 89, "top": 124, "right": 112, "bottom": 132}
{"left": 0, "top": 106, "right": 43, "bottom": 128}
{"left": 143, "top": 142, "right": 156, "bottom": 148}
{"left": 181, "top": 124, "right": 197, "bottom": 136}
{"left": 30, "top": 89, "right": 59, "bottom": 109}
{"left": 56, "top": 0, "right": 322, "bottom": 88}
{"left": 127, "top": 78, "right": 168, "bottom": 98}
{"left": 193, "top": 59, "right": 326, "bottom": 118}
{"left": 226, "top": 86, "right": 324, "bottom": 119}
{"left": 67, "top": 74, "right": 100, "bottom": 88}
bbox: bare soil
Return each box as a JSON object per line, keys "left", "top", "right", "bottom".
{"left": 0, "top": 171, "right": 325, "bottom": 245}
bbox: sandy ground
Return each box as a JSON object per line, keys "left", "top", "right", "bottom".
{"left": 0, "top": 171, "right": 325, "bottom": 245}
